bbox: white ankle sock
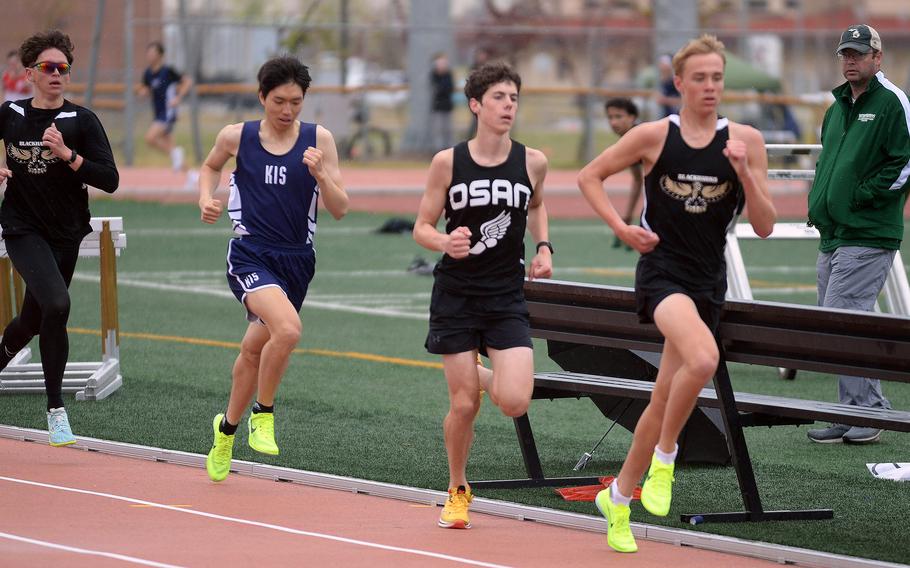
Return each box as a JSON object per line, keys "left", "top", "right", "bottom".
{"left": 654, "top": 444, "right": 678, "bottom": 465}
{"left": 609, "top": 480, "right": 632, "bottom": 506}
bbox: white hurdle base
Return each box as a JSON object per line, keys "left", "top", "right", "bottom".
{"left": 728, "top": 222, "right": 910, "bottom": 316}
{"left": 0, "top": 217, "right": 125, "bottom": 402}
{"left": 0, "top": 347, "right": 122, "bottom": 401}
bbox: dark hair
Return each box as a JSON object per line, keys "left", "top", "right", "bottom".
{"left": 257, "top": 55, "right": 311, "bottom": 98}
{"left": 148, "top": 41, "right": 165, "bottom": 55}
{"left": 605, "top": 97, "right": 638, "bottom": 117}
{"left": 19, "top": 30, "right": 74, "bottom": 68}
{"left": 464, "top": 61, "right": 521, "bottom": 103}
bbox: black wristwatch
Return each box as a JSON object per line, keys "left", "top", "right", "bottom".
{"left": 536, "top": 241, "right": 554, "bottom": 254}
{"left": 67, "top": 149, "right": 78, "bottom": 164}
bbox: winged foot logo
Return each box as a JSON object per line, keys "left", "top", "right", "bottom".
{"left": 469, "top": 210, "right": 512, "bottom": 255}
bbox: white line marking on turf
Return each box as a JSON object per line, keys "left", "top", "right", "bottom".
{"left": 107, "top": 266, "right": 822, "bottom": 279}
{"left": 0, "top": 531, "right": 185, "bottom": 568}
{"left": 0, "top": 476, "right": 512, "bottom": 568}
{"left": 130, "top": 227, "right": 374, "bottom": 237}
{"left": 72, "top": 274, "right": 429, "bottom": 321}
{"left": 751, "top": 286, "right": 817, "bottom": 294}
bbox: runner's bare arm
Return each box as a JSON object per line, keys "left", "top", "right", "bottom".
{"left": 727, "top": 123, "right": 776, "bottom": 238}
{"left": 577, "top": 121, "right": 666, "bottom": 252}
{"left": 198, "top": 123, "right": 242, "bottom": 224}
{"left": 309, "top": 125, "right": 349, "bottom": 220}
{"left": 526, "top": 147, "right": 552, "bottom": 280}
{"left": 414, "top": 149, "right": 471, "bottom": 259}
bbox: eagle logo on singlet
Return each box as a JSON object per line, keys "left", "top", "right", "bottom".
{"left": 7, "top": 144, "right": 59, "bottom": 175}
{"left": 659, "top": 174, "right": 731, "bottom": 214}
{"left": 469, "top": 210, "right": 512, "bottom": 255}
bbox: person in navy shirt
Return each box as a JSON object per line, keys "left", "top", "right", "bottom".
{"left": 138, "top": 42, "right": 192, "bottom": 171}
{"left": 197, "top": 56, "right": 348, "bottom": 482}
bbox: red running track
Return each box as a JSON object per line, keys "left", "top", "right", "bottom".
{"left": 0, "top": 437, "right": 778, "bottom": 568}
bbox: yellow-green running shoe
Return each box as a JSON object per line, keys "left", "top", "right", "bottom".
{"left": 640, "top": 454, "right": 675, "bottom": 517}
{"left": 594, "top": 487, "right": 638, "bottom": 553}
{"left": 206, "top": 414, "right": 235, "bottom": 482}
{"left": 248, "top": 411, "right": 279, "bottom": 455}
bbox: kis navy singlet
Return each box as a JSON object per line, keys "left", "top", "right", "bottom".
{"left": 228, "top": 120, "right": 319, "bottom": 248}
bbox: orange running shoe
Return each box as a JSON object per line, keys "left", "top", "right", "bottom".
{"left": 438, "top": 485, "right": 473, "bottom": 529}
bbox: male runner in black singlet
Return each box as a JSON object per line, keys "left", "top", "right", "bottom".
{"left": 413, "top": 61, "right": 553, "bottom": 530}
{"left": 577, "top": 35, "right": 776, "bottom": 553}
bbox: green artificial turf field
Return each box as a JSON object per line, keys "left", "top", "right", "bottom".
{"left": 1, "top": 198, "right": 908, "bottom": 563}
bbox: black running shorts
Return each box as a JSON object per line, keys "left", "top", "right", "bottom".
{"left": 635, "top": 258, "right": 726, "bottom": 333}
{"left": 425, "top": 285, "right": 532, "bottom": 355}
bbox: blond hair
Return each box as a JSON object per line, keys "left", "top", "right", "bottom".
{"left": 672, "top": 34, "right": 726, "bottom": 76}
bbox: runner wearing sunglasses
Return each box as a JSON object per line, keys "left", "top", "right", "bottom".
{"left": 0, "top": 30, "right": 119, "bottom": 446}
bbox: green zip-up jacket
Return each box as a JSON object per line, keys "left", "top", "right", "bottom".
{"left": 808, "top": 71, "right": 910, "bottom": 252}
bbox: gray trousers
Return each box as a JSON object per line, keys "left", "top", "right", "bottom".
{"left": 429, "top": 111, "right": 452, "bottom": 153}
{"left": 817, "top": 246, "right": 894, "bottom": 409}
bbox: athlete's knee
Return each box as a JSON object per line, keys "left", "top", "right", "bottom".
{"left": 496, "top": 393, "right": 530, "bottom": 418}
{"left": 238, "top": 342, "right": 262, "bottom": 367}
{"left": 685, "top": 343, "right": 719, "bottom": 381}
{"left": 449, "top": 392, "right": 481, "bottom": 420}
{"left": 268, "top": 321, "right": 301, "bottom": 349}
{"left": 41, "top": 294, "right": 71, "bottom": 325}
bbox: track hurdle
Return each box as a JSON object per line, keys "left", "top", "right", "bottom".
{"left": 726, "top": 144, "right": 910, "bottom": 379}
{"left": 0, "top": 217, "right": 126, "bottom": 400}
{"left": 728, "top": 222, "right": 910, "bottom": 317}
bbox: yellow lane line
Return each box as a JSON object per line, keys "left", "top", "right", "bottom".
{"left": 67, "top": 328, "right": 444, "bottom": 370}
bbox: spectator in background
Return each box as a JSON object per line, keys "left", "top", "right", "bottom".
{"left": 2, "top": 50, "right": 31, "bottom": 102}
{"left": 806, "top": 24, "right": 910, "bottom": 445}
{"left": 466, "top": 48, "right": 492, "bottom": 138}
{"left": 656, "top": 54, "right": 680, "bottom": 117}
{"left": 137, "top": 41, "right": 192, "bottom": 171}
{"left": 429, "top": 52, "right": 454, "bottom": 152}
{"left": 470, "top": 47, "right": 490, "bottom": 71}
{"left": 604, "top": 97, "right": 643, "bottom": 249}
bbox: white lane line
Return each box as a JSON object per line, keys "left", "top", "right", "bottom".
{"left": 129, "top": 227, "right": 375, "bottom": 237}
{"left": 0, "top": 476, "right": 511, "bottom": 568}
{"left": 751, "top": 286, "right": 816, "bottom": 294}
{"left": 308, "top": 296, "right": 429, "bottom": 305}
{"left": 0, "top": 531, "right": 185, "bottom": 568}
{"left": 101, "top": 265, "right": 837, "bottom": 280}
{"left": 71, "top": 274, "right": 429, "bottom": 321}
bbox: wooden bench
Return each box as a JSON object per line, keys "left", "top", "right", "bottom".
{"left": 472, "top": 279, "right": 910, "bottom": 524}
{"left": 0, "top": 217, "right": 125, "bottom": 401}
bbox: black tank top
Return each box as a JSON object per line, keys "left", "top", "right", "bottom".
{"left": 434, "top": 140, "right": 533, "bottom": 295}
{"left": 640, "top": 115, "right": 744, "bottom": 288}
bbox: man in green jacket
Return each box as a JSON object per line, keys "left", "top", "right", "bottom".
{"left": 807, "top": 24, "right": 910, "bottom": 444}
